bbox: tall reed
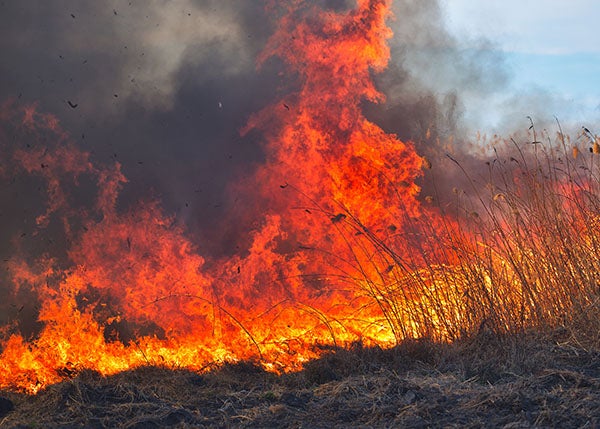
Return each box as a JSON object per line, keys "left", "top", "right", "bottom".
{"left": 345, "top": 124, "right": 600, "bottom": 346}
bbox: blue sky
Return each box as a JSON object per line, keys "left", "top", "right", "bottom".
{"left": 441, "top": 0, "right": 600, "bottom": 131}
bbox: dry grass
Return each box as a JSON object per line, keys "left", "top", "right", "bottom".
{"left": 1, "top": 332, "right": 599, "bottom": 427}
{"left": 2, "top": 124, "right": 600, "bottom": 427}
{"left": 342, "top": 122, "right": 600, "bottom": 347}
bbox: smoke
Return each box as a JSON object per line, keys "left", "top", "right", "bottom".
{"left": 0, "top": 1, "right": 278, "bottom": 244}
{"left": 0, "top": 0, "right": 265, "bottom": 111}
{"left": 0, "top": 0, "right": 517, "bottom": 215}
{"left": 0, "top": 0, "right": 535, "bottom": 331}
{"left": 349, "top": 0, "right": 509, "bottom": 203}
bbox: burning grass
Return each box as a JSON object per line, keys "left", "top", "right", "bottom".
{"left": 1, "top": 102, "right": 600, "bottom": 397}
{"left": 3, "top": 125, "right": 600, "bottom": 428}
{"left": 1, "top": 332, "right": 599, "bottom": 427}
{"left": 1, "top": 5, "right": 600, "bottom": 426}
{"left": 342, "top": 121, "right": 600, "bottom": 348}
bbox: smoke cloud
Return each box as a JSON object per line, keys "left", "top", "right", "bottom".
{"left": 0, "top": 0, "right": 514, "bottom": 209}
{"left": 0, "top": 0, "right": 520, "bottom": 329}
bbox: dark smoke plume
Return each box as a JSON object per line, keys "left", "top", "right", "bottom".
{"left": 0, "top": 0, "right": 512, "bottom": 332}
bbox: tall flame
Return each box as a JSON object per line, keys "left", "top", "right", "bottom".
{"left": 0, "top": 0, "right": 429, "bottom": 393}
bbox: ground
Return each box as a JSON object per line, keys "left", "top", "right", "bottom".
{"left": 1, "top": 332, "right": 599, "bottom": 428}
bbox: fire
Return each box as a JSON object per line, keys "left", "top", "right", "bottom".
{"left": 244, "top": 0, "right": 422, "bottom": 226}
{"left": 1, "top": 0, "right": 598, "bottom": 395}
{"left": 0, "top": 0, "right": 433, "bottom": 393}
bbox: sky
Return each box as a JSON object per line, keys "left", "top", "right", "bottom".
{"left": 441, "top": 0, "right": 600, "bottom": 131}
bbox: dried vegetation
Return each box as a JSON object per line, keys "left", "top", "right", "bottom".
{"left": 348, "top": 122, "right": 600, "bottom": 347}
{"left": 2, "top": 126, "right": 600, "bottom": 427}
{"left": 1, "top": 333, "right": 599, "bottom": 427}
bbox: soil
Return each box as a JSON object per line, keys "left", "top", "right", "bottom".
{"left": 1, "top": 332, "right": 599, "bottom": 428}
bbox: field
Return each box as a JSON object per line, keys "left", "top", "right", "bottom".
{"left": 1, "top": 2, "right": 599, "bottom": 427}
{"left": 1, "top": 332, "right": 599, "bottom": 428}
{"left": 2, "top": 110, "right": 600, "bottom": 427}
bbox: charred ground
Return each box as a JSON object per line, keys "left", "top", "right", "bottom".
{"left": 1, "top": 331, "right": 599, "bottom": 428}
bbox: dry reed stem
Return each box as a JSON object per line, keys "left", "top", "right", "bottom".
{"left": 339, "top": 124, "right": 600, "bottom": 348}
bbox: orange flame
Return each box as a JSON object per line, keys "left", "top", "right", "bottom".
{"left": 0, "top": 0, "right": 431, "bottom": 393}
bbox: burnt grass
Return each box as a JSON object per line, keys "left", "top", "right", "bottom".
{"left": 1, "top": 331, "right": 600, "bottom": 428}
